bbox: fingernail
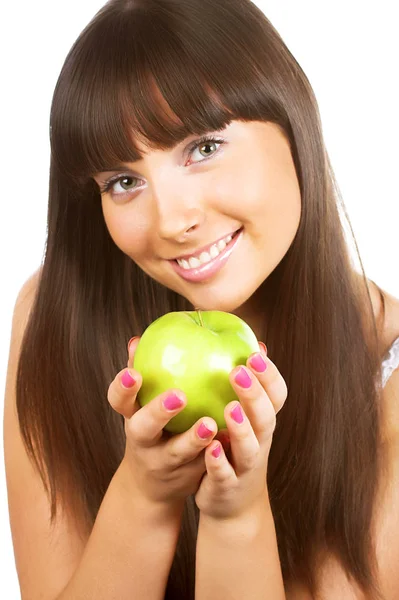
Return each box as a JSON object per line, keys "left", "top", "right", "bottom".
{"left": 163, "top": 393, "right": 184, "bottom": 411}
{"left": 128, "top": 336, "right": 139, "bottom": 353}
{"left": 259, "top": 341, "right": 267, "bottom": 355}
{"left": 212, "top": 444, "right": 222, "bottom": 458}
{"left": 121, "top": 369, "right": 136, "bottom": 388}
{"left": 234, "top": 367, "right": 252, "bottom": 388}
{"left": 249, "top": 353, "right": 267, "bottom": 373}
{"left": 230, "top": 404, "right": 244, "bottom": 424}
{"left": 197, "top": 421, "right": 214, "bottom": 439}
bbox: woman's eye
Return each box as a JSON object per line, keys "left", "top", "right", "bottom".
{"left": 100, "top": 175, "right": 142, "bottom": 197}
{"left": 112, "top": 176, "right": 139, "bottom": 192}
{"left": 189, "top": 139, "right": 224, "bottom": 164}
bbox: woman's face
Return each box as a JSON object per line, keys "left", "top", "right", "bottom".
{"left": 94, "top": 120, "right": 301, "bottom": 318}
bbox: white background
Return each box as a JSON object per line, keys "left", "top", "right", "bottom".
{"left": 1, "top": 0, "right": 398, "bottom": 595}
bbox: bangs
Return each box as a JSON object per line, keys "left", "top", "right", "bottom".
{"left": 50, "top": 0, "right": 285, "bottom": 185}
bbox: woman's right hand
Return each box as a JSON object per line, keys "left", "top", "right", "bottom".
{"left": 107, "top": 337, "right": 218, "bottom": 509}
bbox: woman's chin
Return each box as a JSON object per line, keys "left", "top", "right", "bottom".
{"left": 187, "top": 294, "right": 250, "bottom": 315}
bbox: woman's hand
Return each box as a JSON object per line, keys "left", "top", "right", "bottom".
{"left": 194, "top": 344, "right": 288, "bottom": 521}
{"left": 107, "top": 338, "right": 218, "bottom": 509}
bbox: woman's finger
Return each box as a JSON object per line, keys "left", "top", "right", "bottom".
{"left": 126, "top": 389, "right": 188, "bottom": 447}
{"left": 107, "top": 367, "right": 142, "bottom": 419}
{"left": 163, "top": 416, "right": 218, "bottom": 468}
{"left": 229, "top": 366, "right": 276, "bottom": 445}
{"left": 246, "top": 353, "right": 288, "bottom": 414}
{"left": 204, "top": 440, "right": 236, "bottom": 485}
{"left": 224, "top": 400, "right": 260, "bottom": 475}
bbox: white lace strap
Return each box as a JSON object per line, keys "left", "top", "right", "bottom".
{"left": 381, "top": 336, "right": 399, "bottom": 388}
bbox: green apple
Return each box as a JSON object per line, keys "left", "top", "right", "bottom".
{"left": 134, "top": 310, "right": 260, "bottom": 434}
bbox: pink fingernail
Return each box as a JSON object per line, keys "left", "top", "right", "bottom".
{"left": 259, "top": 342, "right": 268, "bottom": 355}
{"left": 230, "top": 404, "right": 244, "bottom": 424}
{"left": 121, "top": 370, "right": 136, "bottom": 388}
{"left": 212, "top": 444, "right": 222, "bottom": 458}
{"left": 234, "top": 367, "right": 252, "bottom": 388}
{"left": 249, "top": 353, "right": 267, "bottom": 373}
{"left": 163, "top": 393, "right": 184, "bottom": 411}
{"left": 198, "top": 422, "right": 214, "bottom": 439}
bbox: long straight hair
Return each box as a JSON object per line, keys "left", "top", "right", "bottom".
{"left": 16, "top": 0, "right": 388, "bottom": 597}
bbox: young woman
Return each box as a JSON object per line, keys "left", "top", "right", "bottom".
{"left": 4, "top": 0, "right": 399, "bottom": 598}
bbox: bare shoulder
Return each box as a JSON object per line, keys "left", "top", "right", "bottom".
{"left": 12, "top": 266, "right": 42, "bottom": 327}
{"left": 18, "top": 265, "right": 42, "bottom": 297}
{"left": 5, "top": 266, "right": 43, "bottom": 403}
{"left": 380, "top": 286, "right": 399, "bottom": 354}
{"left": 371, "top": 279, "right": 399, "bottom": 439}
{"left": 4, "top": 266, "right": 88, "bottom": 600}
{"left": 367, "top": 278, "right": 399, "bottom": 354}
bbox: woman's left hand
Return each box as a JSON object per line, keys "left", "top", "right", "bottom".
{"left": 195, "top": 344, "right": 288, "bottom": 520}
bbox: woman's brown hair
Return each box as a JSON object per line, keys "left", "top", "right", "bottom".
{"left": 16, "top": 0, "right": 388, "bottom": 598}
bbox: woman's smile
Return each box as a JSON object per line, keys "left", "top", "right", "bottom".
{"left": 168, "top": 227, "right": 244, "bottom": 283}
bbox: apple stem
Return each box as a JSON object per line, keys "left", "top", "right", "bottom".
{"left": 195, "top": 308, "right": 204, "bottom": 327}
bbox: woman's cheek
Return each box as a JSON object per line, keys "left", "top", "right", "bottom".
{"left": 102, "top": 205, "right": 148, "bottom": 257}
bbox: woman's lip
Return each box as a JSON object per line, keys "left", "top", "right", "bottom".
{"left": 169, "top": 228, "right": 243, "bottom": 283}
{"left": 172, "top": 228, "right": 241, "bottom": 261}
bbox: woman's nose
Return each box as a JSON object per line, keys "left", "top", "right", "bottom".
{"left": 152, "top": 182, "right": 206, "bottom": 242}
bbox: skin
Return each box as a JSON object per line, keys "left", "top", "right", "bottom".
{"left": 94, "top": 119, "right": 302, "bottom": 340}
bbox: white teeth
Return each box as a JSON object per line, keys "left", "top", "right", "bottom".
{"left": 188, "top": 256, "right": 201, "bottom": 268}
{"left": 199, "top": 251, "right": 211, "bottom": 263}
{"left": 176, "top": 231, "right": 237, "bottom": 270}
{"left": 217, "top": 239, "right": 227, "bottom": 252}
{"left": 209, "top": 245, "right": 219, "bottom": 259}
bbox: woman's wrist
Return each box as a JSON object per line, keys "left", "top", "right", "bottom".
{"left": 199, "top": 493, "right": 273, "bottom": 536}
{"left": 196, "top": 495, "right": 285, "bottom": 599}
{"left": 115, "top": 458, "right": 186, "bottom": 525}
